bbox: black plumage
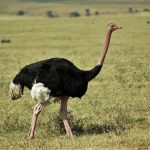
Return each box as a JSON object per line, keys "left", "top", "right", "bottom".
{"left": 13, "top": 57, "right": 102, "bottom": 98}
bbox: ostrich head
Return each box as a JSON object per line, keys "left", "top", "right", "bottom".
{"left": 107, "top": 23, "right": 122, "bottom": 32}
{"left": 9, "top": 81, "right": 23, "bottom": 100}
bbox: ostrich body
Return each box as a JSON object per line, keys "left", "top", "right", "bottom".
{"left": 9, "top": 23, "right": 121, "bottom": 139}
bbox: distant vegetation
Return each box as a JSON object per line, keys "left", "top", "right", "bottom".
{"left": 14, "top": 7, "right": 150, "bottom": 18}
{"left": 1, "top": 39, "right": 11, "bottom": 43}
{"left": 69, "top": 11, "right": 80, "bottom": 17}
{"left": 46, "top": 10, "right": 55, "bottom": 18}
{"left": 14, "top": 0, "right": 150, "bottom": 3}
{"left": 17, "top": 10, "right": 25, "bottom": 16}
{"left": 85, "top": 9, "right": 91, "bottom": 16}
{"left": 95, "top": 11, "right": 100, "bottom": 16}
{"left": 143, "top": 8, "right": 150, "bottom": 12}
{"left": 128, "top": 7, "right": 150, "bottom": 13}
{"left": 15, "top": 8, "right": 103, "bottom": 18}
{"left": 0, "top": 0, "right": 150, "bottom": 17}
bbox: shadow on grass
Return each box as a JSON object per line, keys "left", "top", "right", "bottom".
{"left": 72, "top": 122, "right": 124, "bottom": 136}
{"left": 52, "top": 114, "right": 125, "bottom": 136}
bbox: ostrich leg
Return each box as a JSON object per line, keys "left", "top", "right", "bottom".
{"left": 28, "top": 103, "right": 42, "bottom": 139}
{"left": 59, "top": 96, "right": 73, "bottom": 137}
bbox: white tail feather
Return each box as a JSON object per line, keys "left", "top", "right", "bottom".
{"left": 31, "top": 83, "right": 51, "bottom": 104}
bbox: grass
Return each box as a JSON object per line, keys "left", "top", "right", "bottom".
{"left": 0, "top": 1, "right": 150, "bottom": 149}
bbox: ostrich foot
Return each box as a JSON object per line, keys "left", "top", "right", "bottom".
{"left": 63, "top": 119, "right": 73, "bottom": 137}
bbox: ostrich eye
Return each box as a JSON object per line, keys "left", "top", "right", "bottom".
{"left": 111, "top": 24, "right": 114, "bottom": 28}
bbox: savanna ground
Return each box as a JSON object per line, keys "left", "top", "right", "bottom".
{"left": 0, "top": 1, "right": 150, "bottom": 149}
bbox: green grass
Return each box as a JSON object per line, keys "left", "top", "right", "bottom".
{"left": 0, "top": 3, "right": 150, "bottom": 150}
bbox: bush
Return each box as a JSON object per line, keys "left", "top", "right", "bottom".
{"left": 146, "top": 21, "right": 150, "bottom": 24}
{"left": 69, "top": 11, "right": 80, "bottom": 17}
{"left": 85, "top": 9, "right": 91, "bottom": 16}
{"left": 46, "top": 10, "right": 55, "bottom": 18}
{"left": 135, "top": 9, "right": 139, "bottom": 13}
{"left": 95, "top": 11, "right": 100, "bottom": 16}
{"left": 143, "top": 8, "right": 150, "bottom": 12}
{"left": 17, "top": 10, "right": 25, "bottom": 16}
{"left": 128, "top": 7, "right": 133, "bottom": 13}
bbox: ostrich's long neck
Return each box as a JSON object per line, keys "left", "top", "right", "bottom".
{"left": 98, "top": 30, "right": 112, "bottom": 65}
{"left": 85, "top": 30, "right": 113, "bottom": 82}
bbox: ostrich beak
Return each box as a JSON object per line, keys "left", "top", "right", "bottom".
{"left": 118, "top": 26, "right": 122, "bottom": 29}
{"left": 116, "top": 26, "right": 122, "bottom": 29}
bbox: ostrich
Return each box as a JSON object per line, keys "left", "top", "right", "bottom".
{"left": 9, "top": 23, "right": 121, "bottom": 139}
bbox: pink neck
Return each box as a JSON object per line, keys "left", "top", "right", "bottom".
{"left": 98, "top": 30, "right": 112, "bottom": 65}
